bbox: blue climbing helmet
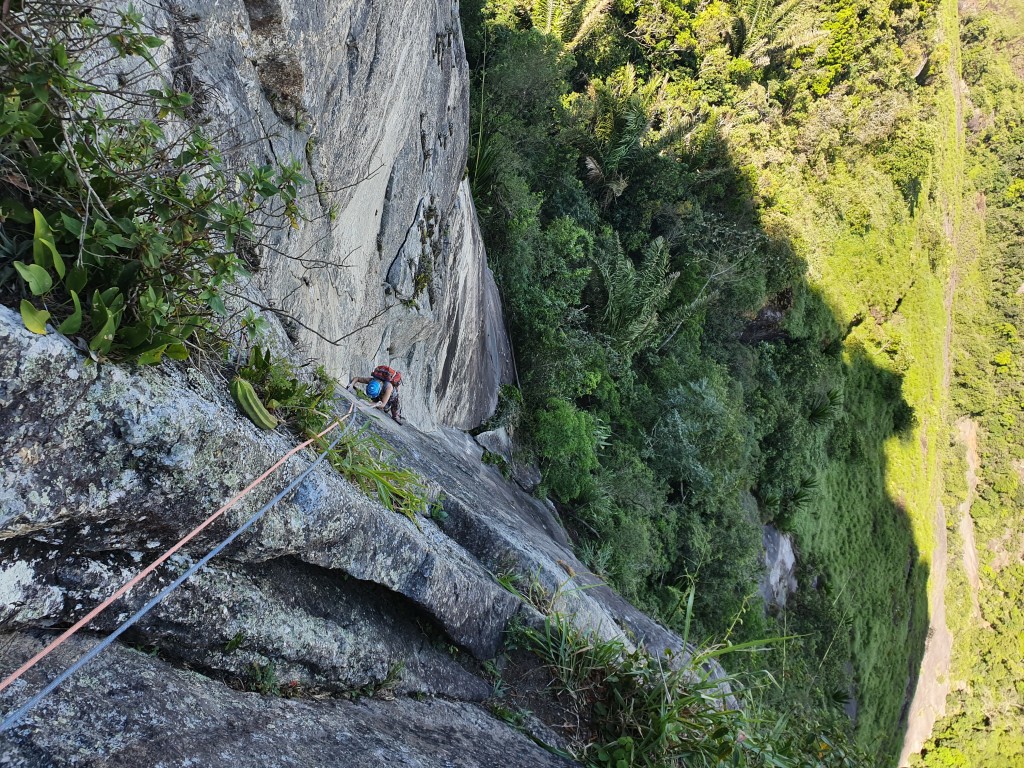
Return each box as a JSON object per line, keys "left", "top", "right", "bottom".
{"left": 366, "top": 378, "right": 383, "bottom": 399}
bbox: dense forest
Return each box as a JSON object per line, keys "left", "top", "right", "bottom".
{"left": 458, "top": 0, "right": 1021, "bottom": 762}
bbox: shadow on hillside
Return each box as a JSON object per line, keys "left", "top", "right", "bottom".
{"left": 458, "top": 10, "right": 931, "bottom": 761}
{"left": 687, "top": 133, "right": 930, "bottom": 762}
{"left": 653, "top": 142, "right": 931, "bottom": 761}
{"left": 642, "top": 132, "right": 931, "bottom": 762}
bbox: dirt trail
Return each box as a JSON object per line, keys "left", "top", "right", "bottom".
{"left": 898, "top": 417, "right": 984, "bottom": 764}
{"left": 899, "top": 185, "right": 960, "bottom": 768}
{"left": 899, "top": 501, "right": 953, "bottom": 767}
{"left": 957, "top": 418, "right": 985, "bottom": 623}
{"left": 898, "top": 4, "right": 974, "bottom": 759}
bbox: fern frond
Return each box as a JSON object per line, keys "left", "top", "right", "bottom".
{"left": 567, "top": 0, "right": 614, "bottom": 51}
{"left": 594, "top": 236, "right": 679, "bottom": 357}
{"left": 736, "top": 0, "right": 818, "bottom": 65}
{"left": 604, "top": 96, "right": 650, "bottom": 171}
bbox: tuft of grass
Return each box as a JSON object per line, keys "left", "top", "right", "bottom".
{"left": 506, "top": 612, "right": 756, "bottom": 767}
{"left": 504, "top": 583, "right": 869, "bottom": 766}
{"left": 245, "top": 662, "right": 280, "bottom": 696}
{"left": 492, "top": 567, "right": 562, "bottom": 614}
{"left": 236, "top": 348, "right": 430, "bottom": 524}
{"left": 317, "top": 426, "right": 429, "bottom": 526}
{"left": 481, "top": 448, "right": 512, "bottom": 478}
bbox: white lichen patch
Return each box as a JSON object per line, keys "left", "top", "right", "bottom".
{"left": 0, "top": 560, "right": 64, "bottom": 624}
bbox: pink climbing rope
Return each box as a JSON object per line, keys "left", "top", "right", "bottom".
{"left": 0, "top": 409, "right": 350, "bottom": 696}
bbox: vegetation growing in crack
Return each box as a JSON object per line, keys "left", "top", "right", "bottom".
{"left": 235, "top": 347, "right": 431, "bottom": 524}
{"left": 492, "top": 593, "right": 870, "bottom": 767}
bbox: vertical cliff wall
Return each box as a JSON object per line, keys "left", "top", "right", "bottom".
{"left": 161, "top": 0, "right": 512, "bottom": 430}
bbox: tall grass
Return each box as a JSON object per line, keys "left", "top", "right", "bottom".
{"left": 507, "top": 606, "right": 868, "bottom": 767}
{"left": 316, "top": 425, "right": 429, "bottom": 525}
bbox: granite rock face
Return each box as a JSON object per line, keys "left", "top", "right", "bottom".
{"left": 146, "top": 0, "right": 513, "bottom": 431}
{"left": 0, "top": 306, "right": 717, "bottom": 764}
{"left": 0, "top": 634, "right": 575, "bottom": 768}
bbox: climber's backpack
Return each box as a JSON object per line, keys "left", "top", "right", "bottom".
{"left": 371, "top": 365, "right": 402, "bottom": 387}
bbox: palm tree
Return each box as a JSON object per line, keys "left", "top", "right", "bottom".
{"left": 566, "top": 0, "right": 615, "bottom": 51}
{"left": 531, "top": 0, "right": 574, "bottom": 38}
{"left": 729, "top": 0, "right": 823, "bottom": 67}
{"left": 594, "top": 236, "right": 680, "bottom": 358}
{"left": 570, "top": 65, "right": 665, "bottom": 206}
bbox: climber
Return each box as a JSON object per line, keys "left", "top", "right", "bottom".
{"left": 348, "top": 365, "right": 404, "bottom": 425}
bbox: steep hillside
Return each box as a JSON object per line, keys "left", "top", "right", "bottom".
{"left": 913, "top": 0, "right": 1024, "bottom": 762}
{"left": 458, "top": 0, "right": 975, "bottom": 762}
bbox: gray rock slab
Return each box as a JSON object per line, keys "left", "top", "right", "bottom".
{"left": 1, "top": 544, "right": 487, "bottom": 700}
{"left": 0, "top": 634, "right": 577, "bottom": 768}
{"left": 339, "top": 394, "right": 729, "bottom": 685}
{"left": 0, "top": 306, "right": 519, "bottom": 661}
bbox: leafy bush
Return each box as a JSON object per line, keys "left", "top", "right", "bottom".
{"left": 532, "top": 397, "right": 600, "bottom": 501}
{"left": 0, "top": 3, "right": 304, "bottom": 362}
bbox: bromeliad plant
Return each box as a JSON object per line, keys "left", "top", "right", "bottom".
{"left": 0, "top": 2, "right": 306, "bottom": 362}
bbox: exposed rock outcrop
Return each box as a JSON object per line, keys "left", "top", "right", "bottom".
{"left": 0, "top": 2, "right": 721, "bottom": 763}
{"left": 1, "top": 633, "right": 574, "bottom": 768}
{"left": 147, "top": 0, "right": 513, "bottom": 431}
{"left": 0, "top": 305, "right": 713, "bottom": 763}
{"left": 759, "top": 525, "right": 798, "bottom": 611}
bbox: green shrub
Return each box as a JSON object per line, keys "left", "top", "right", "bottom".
{"left": 0, "top": 4, "right": 305, "bottom": 363}
{"left": 532, "top": 397, "right": 600, "bottom": 502}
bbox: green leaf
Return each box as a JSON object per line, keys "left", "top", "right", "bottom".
{"left": 90, "top": 291, "right": 109, "bottom": 332}
{"left": 33, "top": 209, "right": 64, "bottom": 277}
{"left": 119, "top": 323, "right": 152, "bottom": 349}
{"left": 14, "top": 261, "right": 53, "bottom": 295}
{"left": 20, "top": 300, "right": 50, "bottom": 334}
{"left": 58, "top": 290, "right": 83, "bottom": 334}
{"left": 89, "top": 309, "right": 118, "bottom": 355}
{"left": 136, "top": 344, "right": 167, "bottom": 365}
{"left": 100, "top": 286, "right": 121, "bottom": 306}
{"left": 105, "top": 233, "right": 134, "bottom": 249}
{"left": 66, "top": 265, "right": 88, "bottom": 294}
{"left": 115, "top": 260, "right": 142, "bottom": 289}
{"left": 60, "top": 212, "right": 84, "bottom": 239}
{"left": 0, "top": 198, "right": 31, "bottom": 224}
{"left": 165, "top": 343, "right": 189, "bottom": 360}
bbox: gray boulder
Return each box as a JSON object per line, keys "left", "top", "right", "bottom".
{"left": 759, "top": 525, "right": 799, "bottom": 611}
